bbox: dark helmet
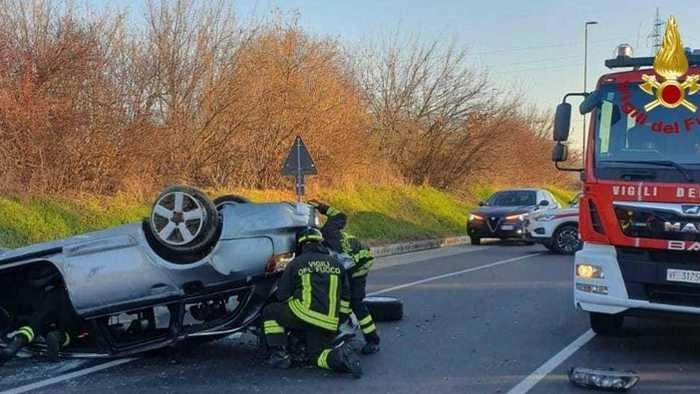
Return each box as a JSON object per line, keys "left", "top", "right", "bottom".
{"left": 27, "top": 265, "right": 60, "bottom": 288}
{"left": 297, "top": 227, "right": 323, "bottom": 246}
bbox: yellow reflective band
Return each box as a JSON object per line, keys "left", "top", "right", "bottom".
{"left": 302, "top": 273, "right": 312, "bottom": 309}
{"left": 298, "top": 234, "right": 323, "bottom": 244}
{"left": 17, "top": 326, "right": 34, "bottom": 342}
{"left": 361, "top": 323, "right": 377, "bottom": 334}
{"left": 359, "top": 315, "right": 373, "bottom": 326}
{"left": 326, "top": 207, "right": 341, "bottom": 217}
{"left": 317, "top": 349, "right": 331, "bottom": 369}
{"left": 340, "top": 306, "right": 352, "bottom": 314}
{"left": 340, "top": 300, "right": 350, "bottom": 307}
{"left": 327, "top": 274, "right": 338, "bottom": 319}
{"left": 265, "top": 327, "right": 285, "bottom": 334}
{"left": 288, "top": 299, "right": 338, "bottom": 331}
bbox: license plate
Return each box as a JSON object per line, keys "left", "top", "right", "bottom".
{"left": 501, "top": 225, "right": 514, "bottom": 230}
{"left": 667, "top": 269, "right": 700, "bottom": 284}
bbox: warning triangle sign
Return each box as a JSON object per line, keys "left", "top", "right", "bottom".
{"left": 281, "top": 136, "right": 318, "bottom": 176}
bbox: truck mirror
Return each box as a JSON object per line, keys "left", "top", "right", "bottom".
{"left": 553, "top": 103, "right": 572, "bottom": 141}
{"left": 579, "top": 90, "right": 601, "bottom": 114}
{"left": 552, "top": 142, "right": 568, "bottom": 162}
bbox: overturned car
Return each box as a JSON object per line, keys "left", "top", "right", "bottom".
{"left": 0, "top": 186, "right": 330, "bottom": 358}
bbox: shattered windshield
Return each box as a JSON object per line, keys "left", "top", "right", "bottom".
{"left": 593, "top": 81, "right": 700, "bottom": 181}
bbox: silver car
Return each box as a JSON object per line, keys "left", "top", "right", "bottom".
{"left": 0, "top": 186, "right": 316, "bottom": 357}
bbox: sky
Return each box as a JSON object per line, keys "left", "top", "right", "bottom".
{"left": 91, "top": 0, "right": 700, "bottom": 141}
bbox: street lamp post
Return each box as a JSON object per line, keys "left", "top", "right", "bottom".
{"left": 583, "top": 21, "right": 598, "bottom": 155}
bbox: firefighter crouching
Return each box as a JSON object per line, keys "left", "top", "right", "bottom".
{"left": 1, "top": 265, "right": 80, "bottom": 364}
{"left": 261, "top": 227, "right": 362, "bottom": 377}
{"left": 311, "top": 202, "right": 380, "bottom": 354}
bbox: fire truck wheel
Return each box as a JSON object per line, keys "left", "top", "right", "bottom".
{"left": 590, "top": 312, "right": 624, "bottom": 336}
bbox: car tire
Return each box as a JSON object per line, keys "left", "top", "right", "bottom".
{"left": 590, "top": 312, "right": 624, "bottom": 336}
{"left": 364, "top": 296, "right": 403, "bottom": 322}
{"left": 213, "top": 194, "right": 251, "bottom": 209}
{"left": 145, "top": 185, "right": 220, "bottom": 263}
{"left": 552, "top": 224, "right": 582, "bottom": 255}
{"left": 470, "top": 237, "right": 481, "bottom": 245}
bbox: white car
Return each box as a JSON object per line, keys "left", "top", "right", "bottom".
{"left": 524, "top": 194, "right": 582, "bottom": 255}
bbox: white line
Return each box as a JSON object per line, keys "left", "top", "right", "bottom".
{"left": 0, "top": 358, "right": 137, "bottom": 394}
{"left": 507, "top": 329, "right": 597, "bottom": 394}
{"left": 4, "top": 251, "right": 542, "bottom": 393}
{"left": 369, "top": 252, "right": 544, "bottom": 296}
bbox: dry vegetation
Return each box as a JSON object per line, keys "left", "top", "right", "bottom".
{"left": 0, "top": 0, "right": 574, "bottom": 197}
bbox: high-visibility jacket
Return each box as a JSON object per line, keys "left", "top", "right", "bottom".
{"left": 319, "top": 206, "right": 374, "bottom": 278}
{"left": 277, "top": 242, "right": 351, "bottom": 331}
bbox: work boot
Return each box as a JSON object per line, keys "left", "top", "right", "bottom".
{"left": 329, "top": 342, "right": 362, "bottom": 378}
{"left": 266, "top": 349, "right": 292, "bottom": 369}
{"left": 0, "top": 335, "right": 29, "bottom": 363}
{"left": 46, "top": 330, "right": 68, "bottom": 362}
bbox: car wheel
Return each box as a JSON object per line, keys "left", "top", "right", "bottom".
{"left": 552, "top": 224, "right": 581, "bottom": 255}
{"left": 146, "top": 185, "right": 220, "bottom": 263}
{"left": 364, "top": 296, "right": 403, "bottom": 322}
{"left": 590, "top": 312, "right": 624, "bottom": 336}
{"left": 213, "top": 194, "right": 251, "bottom": 209}
{"left": 470, "top": 237, "right": 481, "bottom": 245}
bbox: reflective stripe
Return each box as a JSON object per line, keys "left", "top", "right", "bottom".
{"left": 362, "top": 323, "right": 377, "bottom": 334}
{"left": 264, "top": 320, "right": 285, "bottom": 335}
{"left": 288, "top": 299, "right": 338, "bottom": 331}
{"left": 340, "top": 306, "right": 352, "bottom": 314}
{"left": 317, "top": 349, "right": 331, "bottom": 369}
{"left": 17, "top": 326, "right": 34, "bottom": 342}
{"left": 63, "top": 333, "right": 71, "bottom": 347}
{"left": 327, "top": 274, "right": 338, "bottom": 319}
{"left": 298, "top": 234, "right": 323, "bottom": 244}
{"left": 340, "top": 300, "right": 350, "bottom": 307}
{"left": 302, "top": 273, "right": 312, "bottom": 309}
{"left": 359, "top": 315, "right": 373, "bottom": 326}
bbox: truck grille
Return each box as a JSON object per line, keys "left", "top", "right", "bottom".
{"left": 617, "top": 247, "right": 700, "bottom": 306}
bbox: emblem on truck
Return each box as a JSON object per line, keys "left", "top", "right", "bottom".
{"left": 640, "top": 16, "right": 699, "bottom": 112}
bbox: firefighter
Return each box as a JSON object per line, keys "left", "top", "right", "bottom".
{"left": 261, "top": 227, "right": 361, "bottom": 377}
{"left": 310, "top": 201, "right": 380, "bottom": 355}
{"left": 0, "top": 266, "right": 79, "bottom": 364}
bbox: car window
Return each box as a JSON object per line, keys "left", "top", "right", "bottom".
{"left": 487, "top": 190, "right": 537, "bottom": 206}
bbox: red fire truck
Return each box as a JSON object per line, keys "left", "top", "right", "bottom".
{"left": 553, "top": 17, "right": 700, "bottom": 335}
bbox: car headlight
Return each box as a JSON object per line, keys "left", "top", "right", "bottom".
{"left": 576, "top": 264, "right": 605, "bottom": 279}
{"left": 534, "top": 214, "right": 556, "bottom": 222}
{"left": 469, "top": 214, "right": 484, "bottom": 221}
{"left": 505, "top": 214, "right": 526, "bottom": 221}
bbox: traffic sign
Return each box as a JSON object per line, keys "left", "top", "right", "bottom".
{"left": 281, "top": 136, "right": 317, "bottom": 201}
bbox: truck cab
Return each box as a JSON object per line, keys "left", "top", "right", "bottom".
{"left": 552, "top": 17, "right": 700, "bottom": 335}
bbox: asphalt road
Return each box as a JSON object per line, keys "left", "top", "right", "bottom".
{"left": 2, "top": 242, "right": 700, "bottom": 393}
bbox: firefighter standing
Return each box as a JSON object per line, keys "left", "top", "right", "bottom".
{"left": 1, "top": 265, "right": 79, "bottom": 364}
{"left": 261, "top": 227, "right": 362, "bottom": 377}
{"left": 311, "top": 202, "right": 381, "bottom": 355}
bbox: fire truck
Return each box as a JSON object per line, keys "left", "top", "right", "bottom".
{"left": 553, "top": 16, "right": 700, "bottom": 335}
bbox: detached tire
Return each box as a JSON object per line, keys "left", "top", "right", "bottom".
{"left": 213, "top": 194, "right": 251, "bottom": 209}
{"left": 364, "top": 296, "right": 403, "bottom": 322}
{"left": 145, "top": 185, "right": 220, "bottom": 263}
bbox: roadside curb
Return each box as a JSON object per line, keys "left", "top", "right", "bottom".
{"left": 370, "top": 235, "right": 471, "bottom": 258}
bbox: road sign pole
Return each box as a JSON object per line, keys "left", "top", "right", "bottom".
{"left": 296, "top": 138, "right": 303, "bottom": 202}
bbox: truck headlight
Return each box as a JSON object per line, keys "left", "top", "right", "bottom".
{"left": 576, "top": 264, "right": 605, "bottom": 279}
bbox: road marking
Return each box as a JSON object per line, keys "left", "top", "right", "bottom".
{"left": 369, "top": 252, "right": 544, "bottom": 296}
{"left": 373, "top": 245, "right": 495, "bottom": 271}
{"left": 3, "top": 250, "right": 542, "bottom": 393}
{"left": 507, "top": 329, "right": 596, "bottom": 394}
{"left": 0, "top": 358, "right": 137, "bottom": 394}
